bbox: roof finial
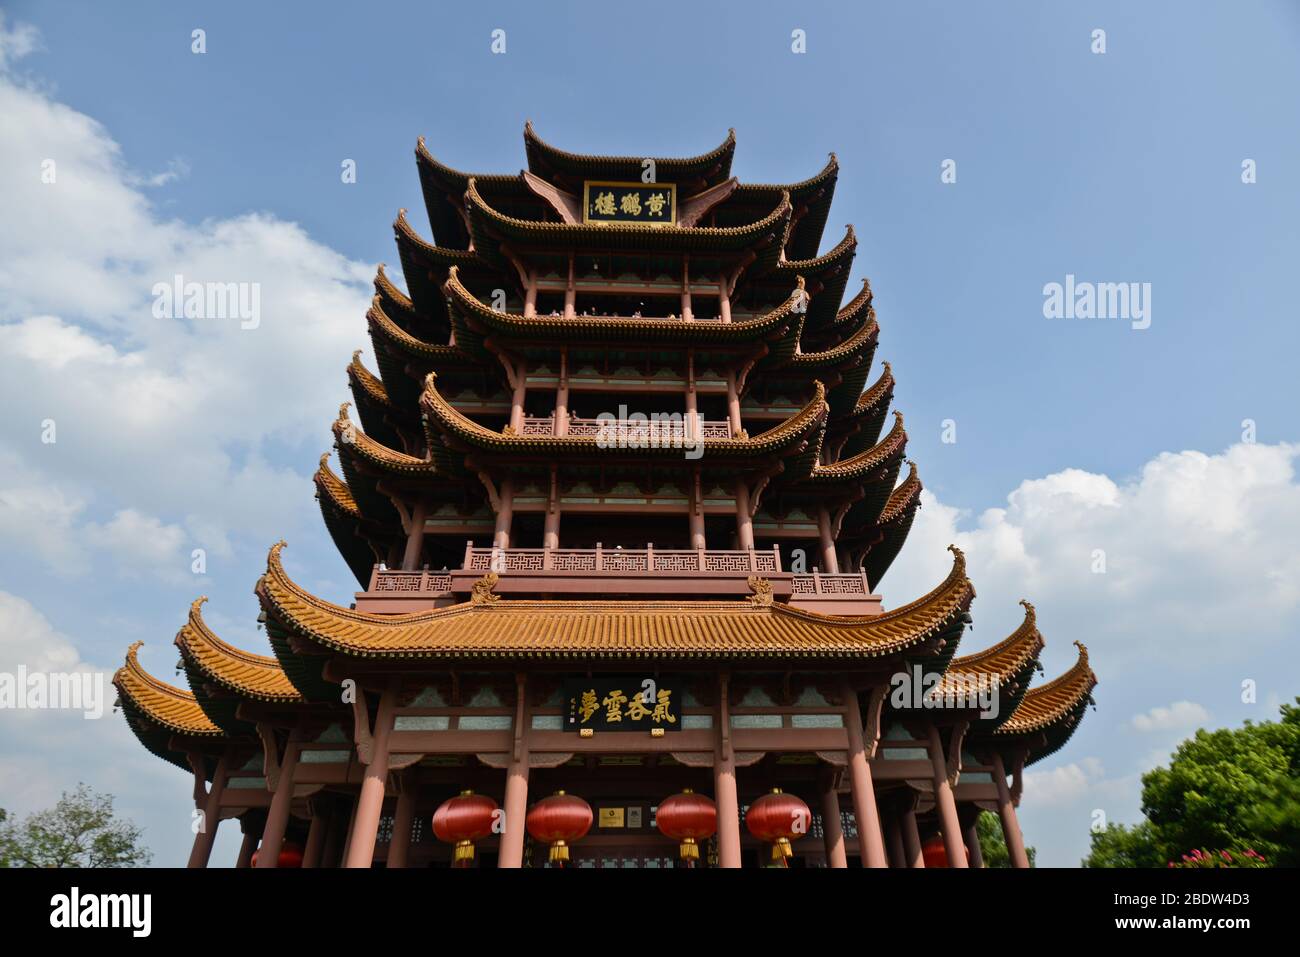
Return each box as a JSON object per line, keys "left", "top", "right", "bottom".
{"left": 338, "top": 401, "right": 351, "bottom": 422}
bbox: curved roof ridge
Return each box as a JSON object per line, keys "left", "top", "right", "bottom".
{"left": 524, "top": 121, "right": 736, "bottom": 175}
{"left": 113, "top": 642, "right": 221, "bottom": 736}
{"left": 314, "top": 452, "right": 360, "bottom": 515}
{"left": 333, "top": 403, "right": 435, "bottom": 474}
{"left": 878, "top": 458, "right": 921, "bottom": 523}
{"left": 949, "top": 600, "right": 1043, "bottom": 677}
{"left": 465, "top": 176, "right": 791, "bottom": 239}
{"left": 997, "top": 642, "right": 1097, "bottom": 735}
{"left": 810, "top": 411, "right": 906, "bottom": 480}
{"left": 442, "top": 264, "right": 802, "bottom": 340}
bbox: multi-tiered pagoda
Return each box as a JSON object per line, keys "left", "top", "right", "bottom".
{"left": 114, "top": 125, "right": 1096, "bottom": 869}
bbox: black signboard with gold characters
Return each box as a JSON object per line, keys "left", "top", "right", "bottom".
{"left": 564, "top": 677, "right": 681, "bottom": 732}
{"left": 582, "top": 181, "right": 677, "bottom": 227}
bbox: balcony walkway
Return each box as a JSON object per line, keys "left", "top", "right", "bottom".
{"left": 354, "top": 545, "right": 881, "bottom": 617}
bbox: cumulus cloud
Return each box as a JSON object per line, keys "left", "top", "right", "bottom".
{"left": 0, "top": 13, "right": 38, "bottom": 70}
{"left": 0, "top": 21, "right": 375, "bottom": 582}
{"left": 1131, "top": 700, "right": 1211, "bottom": 733}
{"left": 884, "top": 441, "right": 1300, "bottom": 672}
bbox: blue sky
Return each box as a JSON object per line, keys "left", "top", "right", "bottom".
{"left": 1, "top": 1, "right": 1298, "bottom": 867}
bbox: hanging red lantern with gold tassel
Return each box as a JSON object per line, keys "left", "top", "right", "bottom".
{"left": 525, "top": 790, "right": 593, "bottom": 867}
{"left": 656, "top": 789, "right": 717, "bottom": 866}
{"left": 250, "top": 840, "right": 303, "bottom": 869}
{"left": 922, "top": 834, "right": 967, "bottom": 868}
{"left": 432, "top": 790, "right": 499, "bottom": 868}
{"left": 745, "top": 788, "right": 811, "bottom": 867}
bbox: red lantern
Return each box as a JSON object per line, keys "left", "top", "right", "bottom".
{"left": 745, "top": 788, "right": 811, "bottom": 867}
{"left": 432, "top": 790, "right": 499, "bottom": 868}
{"left": 251, "top": 841, "right": 303, "bottom": 868}
{"left": 656, "top": 789, "right": 717, "bottom": 866}
{"left": 922, "top": 835, "right": 967, "bottom": 868}
{"left": 525, "top": 790, "right": 593, "bottom": 867}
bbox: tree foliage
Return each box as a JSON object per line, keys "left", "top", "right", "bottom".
{"left": 1083, "top": 698, "right": 1299, "bottom": 867}
{"left": 976, "top": 810, "right": 1036, "bottom": 867}
{"left": 0, "top": 783, "right": 152, "bottom": 868}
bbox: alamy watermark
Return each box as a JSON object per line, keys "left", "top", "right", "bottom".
{"left": 152, "top": 274, "right": 261, "bottom": 329}
{"left": 1042, "top": 274, "right": 1150, "bottom": 330}
{"left": 595, "top": 407, "right": 704, "bottom": 460}
{"left": 0, "top": 667, "right": 107, "bottom": 719}
{"left": 890, "top": 664, "right": 999, "bottom": 719}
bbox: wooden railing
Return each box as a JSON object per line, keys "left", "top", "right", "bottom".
{"left": 365, "top": 550, "right": 872, "bottom": 597}
{"left": 369, "top": 569, "right": 453, "bottom": 594}
{"left": 462, "top": 544, "right": 781, "bottom": 573}
{"left": 518, "top": 416, "right": 732, "bottom": 439}
{"left": 789, "top": 570, "right": 871, "bottom": 596}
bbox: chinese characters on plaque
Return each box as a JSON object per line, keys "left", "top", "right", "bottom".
{"left": 583, "top": 181, "right": 677, "bottom": 226}
{"left": 564, "top": 677, "right": 681, "bottom": 732}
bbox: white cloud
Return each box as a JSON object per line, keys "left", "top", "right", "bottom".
{"left": 884, "top": 441, "right": 1300, "bottom": 673}
{"left": 0, "top": 23, "right": 375, "bottom": 581}
{"left": 1021, "top": 757, "right": 1106, "bottom": 807}
{"left": 1131, "top": 700, "right": 1211, "bottom": 733}
{"left": 0, "top": 13, "right": 38, "bottom": 71}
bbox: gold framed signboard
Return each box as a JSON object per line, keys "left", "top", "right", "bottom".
{"left": 582, "top": 180, "right": 677, "bottom": 227}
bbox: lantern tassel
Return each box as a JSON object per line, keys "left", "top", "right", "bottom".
{"left": 679, "top": 837, "right": 699, "bottom": 863}
{"left": 549, "top": 840, "right": 570, "bottom": 865}
{"left": 453, "top": 840, "right": 475, "bottom": 867}
{"left": 771, "top": 837, "right": 793, "bottom": 866}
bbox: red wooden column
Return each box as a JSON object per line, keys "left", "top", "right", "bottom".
{"left": 817, "top": 506, "right": 840, "bottom": 573}
{"left": 187, "top": 750, "right": 228, "bottom": 868}
{"left": 927, "top": 726, "right": 969, "bottom": 868}
{"left": 542, "top": 468, "right": 561, "bottom": 550}
{"left": 680, "top": 255, "right": 693, "bottom": 320}
{"left": 524, "top": 268, "right": 537, "bottom": 317}
{"left": 563, "top": 254, "right": 576, "bottom": 318}
{"left": 498, "top": 673, "right": 530, "bottom": 868}
{"left": 841, "top": 683, "right": 887, "bottom": 867}
{"left": 685, "top": 352, "right": 699, "bottom": 441}
{"left": 819, "top": 777, "right": 848, "bottom": 868}
{"left": 493, "top": 479, "right": 514, "bottom": 550}
{"left": 387, "top": 773, "right": 417, "bottom": 869}
{"left": 725, "top": 371, "right": 742, "bottom": 434}
{"left": 992, "top": 752, "right": 1030, "bottom": 868}
{"left": 339, "top": 795, "right": 359, "bottom": 865}
{"left": 688, "top": 470, "right": 706, "bottom": 548}
{"left": 733, "top": 481, "right": 755, "bottom": 550}
{"left": 714, "top": 673, "right": 742, "bottom": 868}
{"left": 509, "top": 361, "right": 526, "bottom": 432}
{"left": 901, "top": 800, "right": 925, "bottom": 868}
{"left": 402, "top": 500, "right": 428, "bottom": 570}
{"left": 345, "top": 686, "right": 397, "bottom": 868}
{"left": 301, "top": 798, "right": 331, "bottom": 869}
{"left": 554, "top": 350, "right": 569, "bottom": 436}
{"left": 256, "top": 731, "right": 301, "bottom": 868}
{"left": 884, "top": 806, "right": 907, "bottom": 868}
{"left": 236, "top": 828, "right": 256, "bottom": 868}
{"left": 964, "top": 817, "right": 985, "bottom": 868}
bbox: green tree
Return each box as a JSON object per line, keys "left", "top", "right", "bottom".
{"left": 976, "top": 810, "right": 1036, "bottom": 867}
{"left": 1082, "top": 821, "right": 1166, "bottom": 869}
{"left": 0, "top": 783, "right": 152, "bottom": 868}
{"left": 1083, "top": 698, "right": 1299, "bottom": 867}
